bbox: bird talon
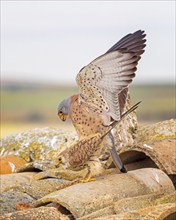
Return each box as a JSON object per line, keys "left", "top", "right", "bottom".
{"left": 79, "top": 171, "right": 96, "bottom": 183}
{"left": 80, "top": 177, "right": 95, "bottom": 183}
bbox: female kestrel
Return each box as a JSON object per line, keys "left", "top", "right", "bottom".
{"left": 57, "top": 30, "right": 146, "bottom": 179}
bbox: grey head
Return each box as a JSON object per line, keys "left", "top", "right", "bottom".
{"left": 57, "top": 97, "right": 71, "bottom": 121}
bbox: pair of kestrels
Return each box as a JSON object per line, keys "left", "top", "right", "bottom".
{"left": 57, "top": 30, "right": 146, "bottom": 181}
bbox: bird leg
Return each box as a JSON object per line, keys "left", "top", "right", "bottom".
{"left": 108, "top": 131, "right": 127, "bottom": 173}
{"left": 80, "top": 157, "right": 107, "bottom": 183}
{"left": 79, "top": 167, "right": 95, "bottom": 183}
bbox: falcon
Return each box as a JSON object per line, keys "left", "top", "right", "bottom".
{"left": 57, "top": 30, "right": 146, "bottom": 180}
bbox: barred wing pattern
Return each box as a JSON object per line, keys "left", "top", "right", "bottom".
{"left": 76, "top": 30, "right": 146, "bottom": 123}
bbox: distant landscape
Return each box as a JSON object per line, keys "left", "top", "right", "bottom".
{"left": 1, "top": 82, "right": 175, "bottom": 137}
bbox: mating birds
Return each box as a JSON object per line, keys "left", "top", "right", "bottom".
{"left": 57, "top": 30, "right": 146, "bottom": 181}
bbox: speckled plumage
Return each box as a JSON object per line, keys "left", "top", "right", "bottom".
{"left": 57, "top": 30, "right": 146, "bottom": 180}
{"left": 69, "top": 95, "right": 107, "bottom": 138}
{"left": 56, "top": 102, "right": 140, "bottom": 181}
{"left": 75, "top": 30, "right": 146, "bottom": 124}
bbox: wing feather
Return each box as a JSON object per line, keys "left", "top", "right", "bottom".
{"left": 76, "top": 30, "right": 146, "bottom": 124}
{"left": 106, "top": 30, "right": 146, "bottom": 54}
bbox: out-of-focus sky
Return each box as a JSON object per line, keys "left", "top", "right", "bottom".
{"left": 1, "top": 1, "right": 175, "bottom": 85}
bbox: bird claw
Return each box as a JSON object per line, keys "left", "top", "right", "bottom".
{"left": 80, "top": 176, "right": 95, "bottom": 183}
{"left": 79, "top": 171, "right": 96, "bottom": 183}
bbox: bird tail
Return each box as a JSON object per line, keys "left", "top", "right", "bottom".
{"left": 102, "top": 101, "right": 141, "bottom": 139}
{"left": 101, "top": 101, "right": 141, "bottom": 173}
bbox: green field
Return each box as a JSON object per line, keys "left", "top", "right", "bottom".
{"left": 129, "top": 84, "right": 175, "bottom": 121}
{"left": 1, "top": 84, "right": 175, "bottom": 137}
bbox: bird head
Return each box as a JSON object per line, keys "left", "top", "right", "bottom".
{"left": 54, "top": 149, "right": 70, "bottom": 169}
{"left": 57, "top": 97, "right": 71, "bottom": 121}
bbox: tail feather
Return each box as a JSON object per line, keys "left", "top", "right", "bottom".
{"left": 101, "top": 101, "right": 141, "bottom": 173}
{"left": 109, "top": 131, "right": 127, "bottom": 173}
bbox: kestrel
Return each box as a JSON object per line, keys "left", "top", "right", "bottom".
{"left": 57, "top": 30, "right": 146, "bottom": 180}
{"left": 55, "top": 102, "right": 140, "bottom": 181}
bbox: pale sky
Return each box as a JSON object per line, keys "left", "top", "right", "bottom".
{"left": 1, "top": 1, "right": 175, "bottom": 85}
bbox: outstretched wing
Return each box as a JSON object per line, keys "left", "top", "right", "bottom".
{"left": 76, "top": 30, "right": 146, "bottom": 122}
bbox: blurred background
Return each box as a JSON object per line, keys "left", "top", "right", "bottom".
{"left": 1, "top": 1, "right": 175, "bottom": 137}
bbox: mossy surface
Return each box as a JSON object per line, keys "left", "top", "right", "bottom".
{"left": 0, "top": 127, "right": 77, "bottom": 162}
{"left": 137, "top": 119, "right": 176, "bottom": 143}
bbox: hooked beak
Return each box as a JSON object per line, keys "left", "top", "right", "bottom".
{"left": 58, "top": 113, "right": 68, "bottom": 121}
{"left": 55, "top": 161, "right": 61, "bottom": 168}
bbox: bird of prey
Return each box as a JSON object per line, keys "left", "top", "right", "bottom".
{"left": 57, "top": 30, "right": 146, "bottom": 180}
{"left": 56, "top": 102, "right": 140, "bottom": 181}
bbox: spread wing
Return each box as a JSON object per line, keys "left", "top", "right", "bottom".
{"left": 76, "top": 30, "right": 146, "bottom": 123}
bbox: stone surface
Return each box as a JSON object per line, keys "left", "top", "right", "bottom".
{"left": 94, "top": 203, "right": 176, "bottom": 220}
{"left": 112, "top": 95, "right": 138, "bottom": 151}
{"left": 13, "top": 178, "right": 71, "bottom": 199}
{"left": 0, "top": 119, "right": 175, "bottom": 219}
{"left": 0, "top": 127, "right": 77, "bottom": 162}
{"left": 0, "top": 189, "right": 35, "bottom": 215}
{"left": 137, "top": 119, "right": 176, "bottom": 143}
{"left": 0, "top": 172, "right": 36, "bottom": 193}
{"left": 120, "top": 138, "right": 176, "bottom": 175}
{"left": 78, "top": 192, "right": 176, "bottom": 220}
{"left": 31, "top": 168, "right": 175, "bottom": 219}
{"left": 0, "top": 207, "right": 70, "bottom": 220}
{"left": 114, "top": 192, "right": 176, "bottom": 214}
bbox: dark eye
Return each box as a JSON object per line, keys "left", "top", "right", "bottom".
{"left": 58, "top": 157, "right": 62, "bottom": 162}
{"left": 59, "top": 111, "right": 63, "bottom": 114}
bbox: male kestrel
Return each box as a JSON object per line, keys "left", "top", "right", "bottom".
{"left": 57, "top": 30, "right": 146, "bottom": 180}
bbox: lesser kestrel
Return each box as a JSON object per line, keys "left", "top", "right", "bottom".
{"left": 57, "top": 30, "right": 146, "bottom": 180}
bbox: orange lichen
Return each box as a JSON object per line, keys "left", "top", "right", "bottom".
{"left": 0, "top": 155, "right": 26, "bottom": 174}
